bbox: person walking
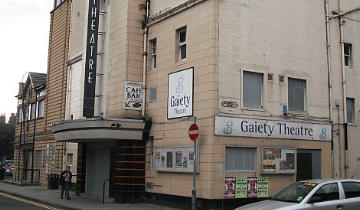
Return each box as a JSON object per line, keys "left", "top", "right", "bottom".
{"left": 60, "top": 166, "right": 72, "bottom": 200}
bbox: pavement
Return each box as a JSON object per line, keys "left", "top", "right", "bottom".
{"left": 0, "top": 180, "right": 179, "bottom": 210}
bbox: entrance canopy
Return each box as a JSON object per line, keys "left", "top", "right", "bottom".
{"left": 52, "top": 117, "right": 147, "bottom": 143}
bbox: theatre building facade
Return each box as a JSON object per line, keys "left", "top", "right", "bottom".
{"left": 47, "top": 0, "right": 360, "bottom": 208}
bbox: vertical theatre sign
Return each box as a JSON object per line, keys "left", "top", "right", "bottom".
{"left": 83, "top": 0, "right": 100, "bottom": 118}
{"left": 168, "top": 67, "right": 194, "bottom": 119}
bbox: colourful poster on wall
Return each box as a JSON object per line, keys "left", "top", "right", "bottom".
{"left": 175, "top": 151, "right": 182, "bottom": 167}
{"left": 262, "top": 147, "right": 296, "bottom": 174}
{"left": 247, "top": 177, "right": 258, "bottom": 198}
{"left": 257, "top": 177, "right": 269, "bottom": 197}
{"left": 235, "top": 177, "right": 248, "bottom": 198}
{"left": 229, "top": 177, "right": 269, "bottom": 199}
{"left": 225, "top": 177, "right": 236, "bottom": 198}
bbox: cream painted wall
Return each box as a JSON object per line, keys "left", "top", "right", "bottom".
{"left": 105, "top": 0, "right": 144, "bottom": 117}
{"left": 66, "top": 61, "right": 84, "bottom": 120}
{"left": 68, "top": 0, "right": 85, "bottom": 59}
{"left": 146, "top": 0, "right": 218, "bottom": 199}
{"left": 327, "top": 0, "right": 360, "bottom": 179}
{"left": 218, "top": 0, "right": 329, "bottom": 120}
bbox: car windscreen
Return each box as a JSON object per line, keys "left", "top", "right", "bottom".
{"left": 271, "top": 182, "right": 317, "bottom": 203}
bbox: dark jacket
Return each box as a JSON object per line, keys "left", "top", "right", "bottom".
{"left": 60, "top": 170, "right": 72, "bottom": 184}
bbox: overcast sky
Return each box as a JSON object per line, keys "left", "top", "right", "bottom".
{"left": 0, "top": 0, "right": 53, "bottom": 121}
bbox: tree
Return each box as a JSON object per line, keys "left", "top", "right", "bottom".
{"left": 0, "top": 122, "right": 14, "bottom": 163}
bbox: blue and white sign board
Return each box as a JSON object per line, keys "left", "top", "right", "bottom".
{"left": 215, "top": 116, "right": 331, "bottom": 141}
{"left": 168, "top": 68, "right": 194, "bottom": 119}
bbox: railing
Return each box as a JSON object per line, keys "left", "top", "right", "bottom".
{"left": 21, "top": 168, "right": 40, "bottom": 184}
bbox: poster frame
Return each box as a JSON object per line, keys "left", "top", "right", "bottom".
{"left": 154, "top": 145, "right": 199, "bottom": 173}
{"left": 261, "top": 147, "right": 297, "bottom": 174}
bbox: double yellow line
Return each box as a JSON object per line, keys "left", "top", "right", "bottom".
{"left": 0, "top": 192, "right": 63, "bottom": 210}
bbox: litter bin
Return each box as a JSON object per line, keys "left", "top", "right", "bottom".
{"left": 0, "top": 168, "right": 4, "bottom": 180}
{"left": 47, "top": 174, "right": 59, "bottom": 190}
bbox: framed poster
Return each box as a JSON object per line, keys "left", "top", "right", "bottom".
{"left": 262, "top": 147, "right": 296, "bottom": 174}
{"left": 168, "top": 67, "right": 194, "bottom": 119}
{"left": 154, "top": 146, "right": 199, "bottom": 173}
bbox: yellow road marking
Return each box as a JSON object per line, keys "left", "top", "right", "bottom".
{"left": 0, "top": 192, "right": 63, "bottom": 210}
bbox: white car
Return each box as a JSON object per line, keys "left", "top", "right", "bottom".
{"left": 235, "top": 179, "right": 360, "bottom": 210}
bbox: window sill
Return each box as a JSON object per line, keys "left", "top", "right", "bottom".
{"left": 287, "top": 110, "right": 308, "bottom": 115}
{"left": 346, "top": 122, "right": 358, "bottom": 126}
{"left": 176, "top": 58, "right": 187, "bottom": 65}
{"left": 242, "top": 106, "right": 266, "bottom": 112}
{"left": 226, "top": 170, "right": 256, "bottom": 173}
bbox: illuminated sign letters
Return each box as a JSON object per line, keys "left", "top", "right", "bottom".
{"left": 83, "top": 0, "right": 100, "bottom": 118}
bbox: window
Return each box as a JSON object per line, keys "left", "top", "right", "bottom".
{"left": 243, "top": 71, "right": 263, "bottom": 108}
{"left": 150, "top": 39, "right": 157, "bottom": 69}
{"left": 25, "top": 105, "right": 30, "bottom": 121}
{"left": 177, "top": 27, "right": 187, "bottom": 60}
{"left": 150, "top": 87, "right": 157, "bottom": 102}
{"left": 226, "top": 147, "right": 256, "bottom": 171}
{"left": 30, "top": 103, "right": 36, "bottom": 120}
{"left": 37, "top": 100, "right": 44, "bottom": 118}
{"left": 342, "top": 181, "right": 360, "bottom": 198}
{"left": 346, "top": 98, "right": 355, "bottom": 123}
{"left": 310, "top": 183, "right": 339, "bottom": 203}
{"left": 67, "top": 153, "right": 73, "bottom": 166}
{"left": 54, "top": 0, "right": 64, "bottom": 8}
{"left": 288, "top": 78, "right": 306, "bottom": 112}
{"left": 344, "top": 43, "right": 352, "bottom": 68}
{"left": 18, "top": 108, "right": 23, "bottom": 122}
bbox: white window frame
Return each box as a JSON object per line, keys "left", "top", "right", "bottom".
{"left": 346, "top": 97, "right": 356, "bottom": 124}
{"left": 242, "top": 71, "right": 264, "bottom": 109}
{"left": 225, "top": 146, "right": 257, "bottom": 172}
{"left": 177, "top": 27, "right": 187, "bottom": 61}
{"left": 37, "top": 100, "right": 44, "bottom": 118}
{"left": 149, "top": 86, "right": 157, "bottom": 102}
{"left": 344, "top": 43, "right": 352, "bottom": 68}
{"left": 150, "top": 39, "right": 157, "bottom": 69}
{"left": 30, "top": 103, "right": 36, "bottom": 120}
{"left": 288, "top": 77, "right": 307, "bottom": 112}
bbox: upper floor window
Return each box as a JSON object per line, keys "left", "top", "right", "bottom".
{"left": 30, "top": 103, "right": 36, "bottom": 120}
{"left": 177, "top": 27, "right": 187, "bottom": 61}
{"left": 37, "top": 100, "right": 44, "bottom": 118}
{"left": 54, "top": 0, "right": 64, "bottom": 8}
{"left": 150, "top": 87, "right": 157, "bottom": 102}
{"left": 243, "top": 71, "right": 263, "bottom": 108}
{"left": 346, "top": 98, "right": 355, "bottom": 124}
{"left": 344, "top": 43, "right": 352, "bottom": 68}
{"left": 288, "top": 78, "right": 306, "bottom": 112}
{"left": 150, "top": 39, "right": 157, "bottom": 69}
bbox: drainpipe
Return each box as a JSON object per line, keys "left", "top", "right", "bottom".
{"left": 17, "top": 86, "right": 25, "bottom": 182}
{"left": 337, "top": 0, "right": 348, "bottom": 178}
{"left": 142, "top": 0, "right": 150, "bottom": 117}
{"left": 324, "top": 0, "right": 334, "bottom": 178}
{"left": 31, "top": 90, "right": 38, "bottom": 183}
